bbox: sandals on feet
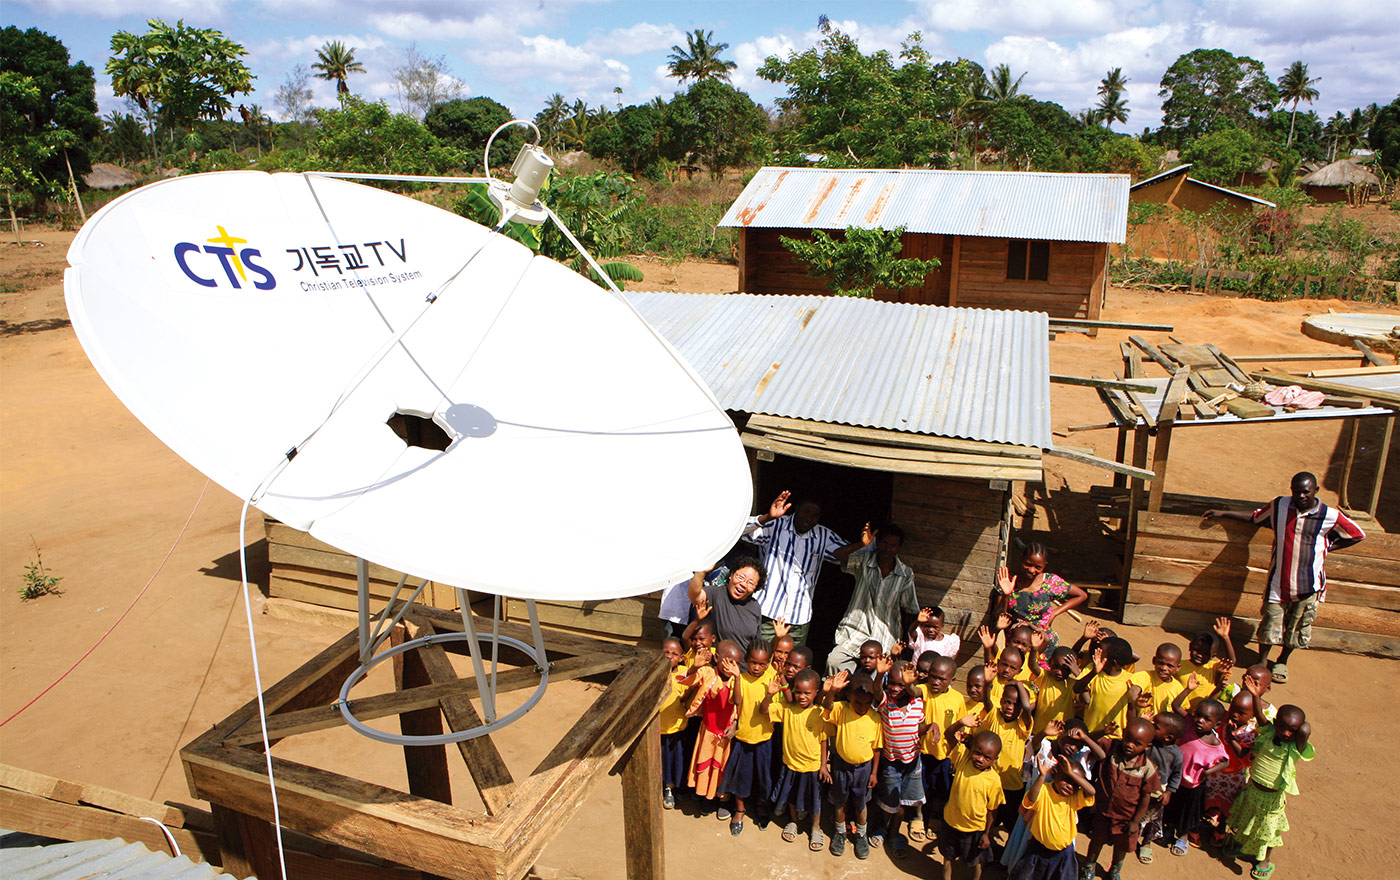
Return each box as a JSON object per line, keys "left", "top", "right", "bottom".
{"left": 890, "top": 833, "right": 908, "bottom": 859}
{"left": 1137, "top": 844, "right": 1154, "bottom": 864}
{"left": 782, "top": 821, "right": 798, "bottom": 843}
{"left": 730, "top": 814, "right": 744, "bottom": 837}
{"left": 907, "top": 818, "right": 926, "bottom": 842}
{"left": 1170, "top": 838, "right": 1189, "bottom": 857}
{"left": 1270, "top": 663, "right": 1288, "bottom": 684}
{"left": 809, "top": 829, "right": 826, "bottom": 852}
{"left": 1250, "top": 863, "right": 1276, "bottom": 879}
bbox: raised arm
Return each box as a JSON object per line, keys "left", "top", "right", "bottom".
{"left": 1074, "top": 648, "right": 1106, "bottom": 694}
{"left": 1213, "top": 617, "right": 1237, "bottom": 664}
{"left": 754, "top": 490, "right": 791, "bottom": 526}
{"left": 1059, "top": 753, "right": 1095, "bottom": 797}
{"left": 1202, "top": 509, "right": 1256, "bottom": 523}
{"left": 686, "top": 568, "right": 710, "bottom": 608}
{"left": 822, "top": 670, "right": 848, "bottom": 711}
{"left": 831, "top": 521, "right": 873, "bottom": 564}
{"left": 1171, "top": 672, "right": 1199, "bottom": 715}
{"left": 1014, "top": 680, "right": 1035, "bottom": 726}
{"left": 945, "top": 710, "right": 982, "bottom": 748}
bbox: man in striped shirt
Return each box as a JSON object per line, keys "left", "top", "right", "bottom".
{"left": 1203, "top": 471, "right": 1364, "bottom": 684}
{"left": 743, "top": 490, "right": 865, "bottom": 647}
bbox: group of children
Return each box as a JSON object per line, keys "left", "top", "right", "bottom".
{"left": 659, "top": 609, "right": 1314, "bottom": 880}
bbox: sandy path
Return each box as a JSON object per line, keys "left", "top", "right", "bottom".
{"left": 3, "top": 233, "right": 1397, "bottom": 878}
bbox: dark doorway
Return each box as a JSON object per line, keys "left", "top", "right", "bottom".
{"left": 751, "top": 454, "right": 896, "bottom": 668}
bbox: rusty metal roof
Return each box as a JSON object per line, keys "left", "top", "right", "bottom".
{"left": 625, "top": 291, "right": 1051, "bottom": 449}
{"left": 719, "top": 167, "right": 1130, "bottom": 244}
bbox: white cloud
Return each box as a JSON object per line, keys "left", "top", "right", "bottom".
{"left": 583, "top": 22, "right": 685, "bottom": 56}
{"left": 472, "top": 34, "right": 632, "bottom": 105}
{"left": 10, "top": 0, "right": 228, "bottom": 18}
{"left": 912, "top": 0, "right": 1131, "bottom": 37}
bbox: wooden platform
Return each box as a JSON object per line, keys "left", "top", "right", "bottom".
{"left": 180, "top": 605, "right": 670, "bottom": 880}
{"left": 1123, "top": 510, "right": 1400, "bottom": 657}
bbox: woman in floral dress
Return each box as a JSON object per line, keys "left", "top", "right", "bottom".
{"left": 994, "top": 543, "right": 1088, "bottom": 669}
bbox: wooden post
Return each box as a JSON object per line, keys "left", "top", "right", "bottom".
{"left": 1147, "top": 369, "right": 1189, "bottom": 513}
{"left": 736, "top": 227, "right": 749, "bottom": 293}
{"left": 211, "top": 803, "right": 281, "bottom": 880}
{"left": 1369, "top": 414, "right": 1396, "bottom": 518}
{"left": 1121, "top": 425, "right": 1150, "bottom": 590}
{"left": 6, "top": 189, "right": 21, "bottom": 244}
{"left": 948, "top": 236, "right": 962, "bottom": 308}
{"left": 1089, "top": 243, "right": 1107, "bottom": 322}
{"left": 617, "top": 716, "right": 664, "bottom": 880}
{"left": 64, "top": 150, "right": 87, "bottom": 223}
{"left": 1112, "top": 425, "right": 1129, "bottom": 490}
{"left": 1339, "top": 417, "right": 1360, "bottom": 509}
{"left": 392, "top": 628, "right": 453, "bottom": 807}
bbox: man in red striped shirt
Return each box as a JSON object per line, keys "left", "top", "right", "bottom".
{"left": 1203, "top": 472, "right": 1364, "bottom": 684}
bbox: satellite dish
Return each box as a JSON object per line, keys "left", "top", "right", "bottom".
{"left": 65, "top": 169, "right": 751, "bottom": 599}
{"left": 64, "top": 165, "right": 752, "bottom": 744}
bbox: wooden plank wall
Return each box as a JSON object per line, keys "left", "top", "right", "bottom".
{"left": 1125, "top": 511, "right": 1400, "bottom": 656}
{"left": 890, "top": 474, "right": 1009, "bottom": 629}
{"left": 740, "top": 228, "right": 953, "bottom": 305}
{"left": 505, "top": 594, "right": 666, "bottom": 642}
{"left": 954, "top": 237, "right": 1101, "bottom": 319}
{"left": 265, "top": 519, "right": 460, "bottom": 613}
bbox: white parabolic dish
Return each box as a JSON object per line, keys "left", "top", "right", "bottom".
{"left": 65, "top": 171, "right": 753, "bottom": 601}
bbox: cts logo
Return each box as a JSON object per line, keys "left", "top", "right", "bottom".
{"left": 173, "top": 225, "right": 276, "bottom": 290}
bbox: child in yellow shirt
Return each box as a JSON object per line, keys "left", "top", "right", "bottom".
{"left": 658, "top": 638, "right": 691, "bottom": 810}
{"left": 979, "top": 679, "right": 1035, "bottom": 832}
{"left": 1177, "top": 618, "right": 1236, "bottom": 710}
{"left": 916, "top": 654, "right": 965, "bottom": 841}
{"left": 1009, "top": 753, "right": 1095, "bottom": 879}
{"left": 770, "top": 668, "right": 832, "bottom": 851}
{"left": 717, "top": 640, "right": 779, "bottom": 835}
{"left": 1138, "top": 642, "right": 1187, "bottom": 718}
{"left": 1076, "top": 636, "right": 1150, "bottom": 736}
{"left": 822, "top": 670, "right": 883, "bottom": 860}
{"left": 938, "top": 725, "right": 1005, "bottom": 880}
{"left": 1031, "top": 647, "right": 1080, "bottom": 735}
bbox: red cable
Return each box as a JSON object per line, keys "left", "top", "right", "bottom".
{"left": 1, "top": 479, "right": 211, "bottom": 727}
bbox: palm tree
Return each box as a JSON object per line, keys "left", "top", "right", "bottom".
{"left": 1097, "top": 91, "right": 1130, "bottom": 131}
{"left": 985, "top": 63, "right": 1027, "bottom": 102}
{"left": 1098, "top": 67, "right": 1128, "bottom": 98}
{"left": 1277, "top": 61, "right": 1320, "bottom": 148}
{"left": 667, "top": 29, "right": 737, "bottom": 83}
{"left": 535, "top": 93, "right": 569, "bottom": 150}
{"left": 313, "top": 41, "right": 366, "bottom": 98}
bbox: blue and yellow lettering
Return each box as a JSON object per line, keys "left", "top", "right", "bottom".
{"left": 241, "top": 248, "right": 276, "bottom": 290}
{"left": 174, "top": 242, "right": 216, "bottom": 287}
{"left": 203, "top": 246, "right": 241, "bottom": 288}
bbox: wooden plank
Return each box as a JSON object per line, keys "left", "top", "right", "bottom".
{"left": 1251, "top": 368, "right": 1400, "bottom": 406}
{"left": 1050, "top": 374, "right": 1158, "bottom": 394}
{"left": 894, "top": 474, "right": 1010, "bottom": 500}
{"left": 1354, "top": 338, "right": 1386, "bottom": 366}
{"left": 1160, "top": 344, "right": 1222, "bottom": 368}
{"left": 948, "top": 236, "right": 961, "bottom": 307}
{"left": 1124, "top": 583, "right": 1399, "bottom": 636}
{"left": 222, "top": 654, "right": 626, "bottom": 747}
{"left": 1121, "top": 342, "right": 1144, "bottom": 379}
{"left": 0, "top": 764, "right": 83, "bottom": 805}
{"left": 1120, "top": 604, "right": 1398, "bottom": 657}
{"left": 1044, "top": 446, "right": 1157, "bottom": 480}
{"left": 526, "top": 602, "right": 665, "bottom": 640}
{"left": 746, "top": 414, "right": 1042, "bottom": 458}
{"left": 409, "top": 602, "right": 642, "bottom": 659}
{"left": 1099, "top": 387, "right": 1135, "bottom": 425}
{"left": 0, "top": 788, "right": 220, "bottom": 864}
{"left": 411, "top": 631, "right": 517, "bottom": 816}
{"left": 746, "top": 427, "right": 1042, "bottom": 468}
{"left": 1369, "top": 414, "right": 1395, "bottom": 517}
{"left": 392, "top": 626, "right": 454, "bottom": 823}
{"left": 1224, "top": 398, "right": 1274, "bottom": 419}
{"left": 740, "top": 433, "right": 1041, "bottom": 480}
{"left": 1045, "top": 318, "right": 1173, "bottom": 332}
{"left": 1147, "top": 369, "right": 1189, "bottom": 513}
{"left": 1231, "top": 353, "right": 1366, "bottom": 362}
{"left": 616, "top": 716, "right": 664, "bottom": 880}
{"left": 1129, "top": 336, "right": 1178, "bottom": 372}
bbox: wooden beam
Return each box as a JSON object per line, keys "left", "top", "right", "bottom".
{"left": 616, "top": 717, "right": 664, "bottom": 880}
{"left": 1050, "top": 374, "right": 1158, "bottom": 394}
{"left": 1047, "top": 317, "right": 1174, "bottom": 332}
{"left": 740, "top": 433, "right": 1043, "bottom": 480}
{"left": 1231, "top": 353, "right": 1367, "bottom": 362}
{"left": 1354, "top": 338, "right": 1386, "bottom": 366}
{"left": 1129, "top": 335, "right": 1178, "bottom": 373}
{"left": 1066, "top": 422, "right": 1119, "bottom": 432}
{"left": 0, "top": 788, "right": 219, "bottom": 863}
{"left": 212, "top": 803, "right": 281, "bottom": 880}
{"left": 1120, "top": 342, "right": 1144, "bottom": 379}
{"left": 1147, "top": 369, "right": 1190, "bottom": 512}
{"left": 746, "top": 414, "right": 1042, "bottom": 458}
{"left": 1369, "top": 414, "right": 1395, "bottom": 517}
{"left": 411, "top": 615, "right": 517, "bottom": 815}
{"left": 1122, "top": 425, "right": 1150, "bottom": 590}
{"left": 1098, "top": 387, "right": 1135, "bottom": 425}
{"left": 1204, "top": 344, "right": 1252, "bottom": 384}
{"left": 948, "top": 236, "right": 961, "bottom": 307}
{"left": 1044, "top": 446, "right": 1157, "bottom": 480}
{"left": 1310, "top": 365, "right": 1400, "bottom": 377}
{"left": 392, "top": 626, "right": 453, "bottom": 817}
{"left": 222, "top": 654, "right": 628, "bottom": 747}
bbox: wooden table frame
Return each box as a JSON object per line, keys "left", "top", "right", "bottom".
{"left": 181, "top": 603, "right": 667, "bottom": 880}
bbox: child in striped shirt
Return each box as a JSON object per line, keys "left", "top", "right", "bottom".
{"left": 869, "top": 657, "right": 927, "bottom": 859}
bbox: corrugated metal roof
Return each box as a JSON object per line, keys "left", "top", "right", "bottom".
{"left": 719, "top": 167, "right": 1130, "bottom": 244}
{"left": 1130, "top": 164, "right": 1276, "bottom": 207}
{"left": 0, "top": 836, "right": 226, "bottom": 880}
{"left": 625, "top": 291, "right": 1051, "bottom": 449}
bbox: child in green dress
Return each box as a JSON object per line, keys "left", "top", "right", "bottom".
{"left": 1226, "top": 679, "right": 1313, "bottom": 880}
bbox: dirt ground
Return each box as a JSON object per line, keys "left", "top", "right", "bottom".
{"left": 3, "top": 230, "right": 1399, "bottom": 879}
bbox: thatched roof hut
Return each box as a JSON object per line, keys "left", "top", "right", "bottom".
{"left": 1300, "top": 159, "right": 1381, "bottom": 204}
{"left": 83, "top": 163, "right": 138, "bottom": 190}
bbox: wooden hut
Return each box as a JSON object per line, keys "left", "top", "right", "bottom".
{"left": 719, "top": 167, "right": 1129, "bottom": 322}
{"left": 1130, "top": 164, "right": 1276, "bottom": 217}
{"left": 1300, "top": 159, "right": 1381, "bottom": 205}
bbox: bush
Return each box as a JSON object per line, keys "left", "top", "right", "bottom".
{"left": 631, "top": 203, "right": 734, "bottom": 261}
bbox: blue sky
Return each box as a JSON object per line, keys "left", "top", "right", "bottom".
{"left": 8, "top": 0, "right": 1396, "bottom": 131}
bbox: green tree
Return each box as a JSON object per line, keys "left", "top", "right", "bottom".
{"left": 0, "top": 27, "right": 100, "bottom": 212}
{"left": 98, "top": 111, "right": 147, "bottom": 165}
{"left": 423, "top": 96, "right": 520, "bottom": 168}
{"left": 274, "top": 63, "right": 315, "bottom": 123}
{"left": 1276, "top": 60, "right": 1320, "bottom": 148}
{"left": 535, "top": 93, "right": 569, "bottom": 151}
{"left": 759, "top": 30, "right": 953, "bottom": 167}
{"left": 312, "top": 40, "right": 365, "bottom": 98}
{"left": 1099, "top": 67, "right": 1128, "bottom": 98}
{"left": 1157, "top": 49, "right": 1277, "bottom": 146}
{"left": 667, "top": 29, "right": 737, "bottom": 83}
{"left": 107, "top": 19, "right": 253, "bottom": 165}
{"left": 780, "top": 226, "right": 940, "bottom": 298}
{"left": 985, "top": 100, "right": 1053, "bottom": 170}
{"left": 1181, "top": 127, "right": 1265, "bottom": 185}
{"left": 300, "top": 97, "right": 466, "bottom": 178}
{"left": 586, "top": 102, "right": 664, "bottom": 174}
{"left": 985, "top": 63, "right": 1027, "bottom": 102}
{"left": 1095, "top": 136, "right": 1154, "bottom": 177}
{"left": 1096, "top": 90, "right": 1130, "bottom": 131}
{"left": 1367, "top": 96, "right": 1400, "bottom": 173}
{"left": 663, "top": 79, "right": 768, "bottom": 177}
